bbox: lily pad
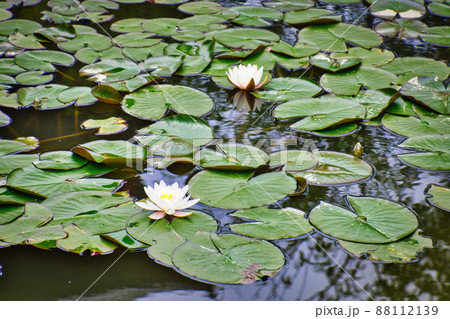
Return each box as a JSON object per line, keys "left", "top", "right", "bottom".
{"left": 102, "top": 229, "right": 148, "bottom": 249}
{"left": 188, "top": 170, "right": 297, "bottom": 209}
{"left": 121, "top": 85, "right": 213, "bottom": 120}
{"left": 15, "top": 71, "right": 53, "bottom": 86}
{"left": 56, "top": 224, "right": 118, "bottom": 255}
{"left": 0, "top": 205, "right": 24, "bottom": 225}
{"left": 126, "top": 210, "right": 217, "bottom": 245}
{"left": 310, "top": 54, "right": 361, "bottom": 72}
{"left": 292, "top": 151, "right": 373, "bottom": 185}
{"left": 17, "top": 84, "right": 70, "bottom": 110}
{"left": 214, "top": 28, "right": 280, "bottom": 50}
{"left": 113, "top": 32, "right": 161, "bottom": 48}
{"left": 420, "top": 26, "right": 450, "bottom": 46}
{"left": 141, "top": 18, "right": 180, "bottom": 35}
{"left": 0, "top": 136, "right": 39, "bottom": 156}
{"left": 58, "top": 32, "right": 112, "bottom": 52}
{"left": 269, "top": 150, "right": 317, "bottom": 171}
{"left": 331, "top": 48, "right": 395, "bottom": 67}
{"left": 7, "top": 163, "right": 120, "bottom": 198}
{"left": 320, "top": 66, "right": 398, "bottom": 96}
{"left": 172, "top": 232, "right": 285, "bottom": 284}
{"left": 425, "top": 184, "right": 450, "bottom": 212}
{"left": 0, "top": 154, "right": 39, "bottom": 174}
{"left": 399, "top": 77, "right": 448, "bottom": 114}
{"left": 309, "top": 196, "right": 419, "bottom": 243}
{"left": 428, "top": 1, "right": 450, "bottom": 18}
{"left": 375, "top": 19, "right": 428, "bottom": 39}
{"left": 178, "top": 1, "right": 223, "bottom": 14}
{"left": 343, "top": 89, "right": 399, "bottom": 120}
{"left": 229, "top": 6, "right": 283, "bottom": 27}
{"left": 36, "top": 25, "right": 76, "bottom": 42}
{"left": 0, "top": 110, "right": 10, "bottom": 126}
{"left": 284, "top": 8, "right": 342, "bottom": 25}
{"left": 90, "top": 85, "right": 122, "bottom": 104}
{"left": 82, "top": 117, "right": 128, "bottom": 135}
{"left": 139, "top": 55, "right": 184, "bottom": 76}
{"left": 369, "top": 0, "right": 426, "bottom": 19}
{"left": 0, "top": 19, "right": 42, "bottom": 36}
{"left": 273, "top": 96, "right": 366, "bottom": 131}
{"left": 229, "top": 207, "right": 314, "bottom": 240}
{"left": 298, "top": 23, "right": 383, "bottom": 52}
{"left": 110, "top": 18, "right": 145, "bottom": 33}
{"left": 253, "top": 77, "right": 321, "bottom": 102}
{"left": 380, "top": 58, "right": 449, "bottom": 85}
{"left": 0, "top": 58, "right": 26, "bottom": 74}
{"left": 0, "top": 186, "right": 40, "bottom": 205}
{"left": 397, "top": 134, "right": 450, "bottom": 170}
{"left": 269, "top": 39, "right": 320, "bottom": 58}
{"left": 195, "top": 143, "right": 269, "bottom": 170}
{"left": 14, "top": 50, "right": 75, "bottom": 72}
{"left": 79, "top": 58, "right": 140, "bottom": 83}
{"left": 74, "top": 46, "right": 124, "bottom": 64}
{"left": 72, "top": 140, "right": 147, "bottom": 167}
{"left": 147, "top": 230, "right": 185, "bottom": 267}
{"left": 8, "top": 32, "right": 44, "bottom": 49}
{"left": 33, "top": 151, "right": 87, "bottom": 170}
{"left": 338, "top": 230, "right": 432, "bottom": 263}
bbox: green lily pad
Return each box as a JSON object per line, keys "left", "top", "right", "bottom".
{"left": 178, "top": 1, "right": 223, "bottom": 14}
{"left": 15, "top": 71, "right": 53, "bottom": 86}
{"left": 298, "top": 23, "right": 383, "bottom": 52}
{"left": 141, "top": 18, "right": 180, "bottom": 35}
{"left": 7, "top": 163, "right": 120, "bottom": 198}
{"left": 369, "top": 0, "right": 426, "bottom": 19}
{"left": 166, "top": 40, "right": 214, "bottom": 76}
{"left": 138, "top": 114, "right": 213, "bottom": 148}
{"left": 139, "top": 55, "right": 184, "bottom": 76}
{"left": 428, "top": 1, "right": 450, "bottom": 18}
{"left": 36, "top": 25, "right": 76, "bottom": 42}
{"left": 56, "top": 224, "right": 118, "bottom": 255}
{"left": 90, "top": 85, "right": 122, "bottom": 104}
{"left": 0, "top": 186, "right": 40, "bottom": 205}
{"left": 420, "top": 26, "right": 450, "bottom": 46}
{"left": 229, "top": 207, "right": 314, "bottom": 240}
{"left": 195, "top": 143, "right": 269, "bottom": 170}
{"left": 292, "top": 151, "right": 373, "bottom": 185}
{"left": 284, "top": 8, "right": 342, "bottom": 25}
{"left": 110, "top": 18, "right": 146, "bottom": 33}
{"left": 331, "top": 48, "right": 395, "bottom": 67}
{"left": 147, "top": 230, "right": 185, "bottom": 267}
{"left": 399, "top": 77, "right": 448, "bottom": 114}
{"left": 82, "top": 117, "right": 128, "bottom": 135}
{"left": 0, "top": 8, "right": 12, "bottom": 21}
{"left": 264, "top": 0, "right": 314, "bottom": 11}
{"left": 101, "top": 229, "right": 148, "bottom": 249}
{"left": 74, "top": 46, "right": 124, "bottom": 64}
{"left": 253, "top": 77, "right": 321, "bottom": 102}
{"left": 310, "top": 54, "right": 361, "bottom": 72}
{"left": 33, "top": 151, "right": 87, "bottom": 170}
{"left": 338, "top": 230, "right": 432, "bottom": 263}
{"left": 380, "top": 58, "right": 449, "bottom": 85}
{"left": 71, "top": 140, "right": 147, "bottom": 167}
{"left": 425, "top": 184, "right": 450, "bottom": 212}
{"left": 0, "top": 136, "right": 39, "bottom": 156}
{"left": 57, "top": 86, "right": 98, "bottom": 106}
{"left": 311, "top": 122, "right": 360, "bottom": 137}
{"left": 0, "top": 214, "right": 50, "bottom": 244}
{"left": 177, "top": 15, "right": 227, "bottom": 33}
{"left": 0, "top": 58, "right": 26, "bottom": 74}
{"left": 0, "top": 110, "right": 10, "bottom": 126}
{"left": 172, "top": 232, "right": 285, "bottom": 284}
{"left": 14, "top": 50, "right": 75, "bottom": 72}
{"left": 121, "top": 85, "right": 213, "bottom": 120}
{"left": 375, "top": 19, "right": 428, "bottom": 39}
{"left": 343, "top": 89, "right": 399, "bottom": 120}
{"left": 229, "top": 6, "right": 283, "bottom": 27}
{"left": 112, "top": 32, "right": 161, "bottom": 48}
{"left": 105, "top": 75, "right": 152, "bottom": 92}
{"left": 269, "top": 39, "right": 320, "bottom": 58}
{"left": 8, "top": 32, "right": 44, "bottom": 49}
{"left": 320, "top": 66, "right": 398, "bottom": 96}
{"left": 269, "top": 150, "right": 317, "bottom": 171}
{"left": 273, "top": 96, "right": 366, "bottom": 131}
{"left": 0, "top": 205, "right": 24, "bottom": 225}
{"left": 0, "top": 19, "right": 42, "bottom": 36}
{"left": 79, "top": 58, "right": 140, "bottom": 83}
{"left": 309, "top": 196, "right": 419, "bottom": 243}
{"left": 0, "top": 154, "right": 39, "bottom": 174}
{"left": 241, "top": 49, "right": 309, "bottom": 71}
{"left": 188, "top": 170, "right": 297, "bottom": 209}
{"left": 126, "top": 211, "right": 217, "bottom": 245}
{"left": 58, "top": 32, "right": 112, "bottom": 52}
{"left": 397, "top": 134, "right": 450, "bottom": 170}
{"left": 214, "top": 28, "right": 280, "bottom": 50}
{"left": 17, "top": 84, "right": 70, "bottom": 110}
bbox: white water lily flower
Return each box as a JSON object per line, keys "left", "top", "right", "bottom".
{"left": 226, "top": 64, "right": 268, "bottom": 91}
{"left": 135, "top": 181, "right": 200, "bottom": 220}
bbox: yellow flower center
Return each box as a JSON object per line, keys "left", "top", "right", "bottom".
{"left": 160, "top": 193, "right": 173, "bottom": 200}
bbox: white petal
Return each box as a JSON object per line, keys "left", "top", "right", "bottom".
{"left": 135, "top": 201, "right": 160, "bottom": 211}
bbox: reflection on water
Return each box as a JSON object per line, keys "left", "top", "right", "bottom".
{"left": 0, "top": 0, "right": 449, "bottom": 301}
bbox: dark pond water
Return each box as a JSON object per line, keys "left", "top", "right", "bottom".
{"left": 0, "top": 0, "right": 449, "bottom": 301}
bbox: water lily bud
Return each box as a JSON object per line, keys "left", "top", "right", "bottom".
{"left": 353, "top": 142, "right": 363, "bottom": 158}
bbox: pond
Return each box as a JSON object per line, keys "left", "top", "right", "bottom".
{"left": 0, "top": 0, "right": 449, "bottom": 301}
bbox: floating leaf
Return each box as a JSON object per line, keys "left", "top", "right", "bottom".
{"left": 269, "top": 150, "right": 317, "bottom": 171}
{"left": 0, "top": 110, "right": 10, "bottom": 127}
{"left": 214, "top": 28, "right": 280, "bottom": 50}
{"left": 82, "top": 117, "right": 128, "bottom": 135}
{"left": 338, "top": 230, "right": 432, "bottom": 263}
{"left": 196, "top": 143, "right": 269, "bottom": 170}
{"left": 15, "top": 71, "right": 53, "bottom": 85}
{"left": 399, "top": 77, "right": 448, "bottom": 114}
{"left": 292, "top": 151, "right": 373, "bottom": 185}
{"left": 331, "top": 47, "right": 395, "bottom": 67}
{"left": 74, "top": 46, "right": 124, "bottom": 64}
{"left": 15, "top": 50, "right": 75, "bottom": 72}
{"left": 375, "top": 19, "right": 428, "bottom": 39}
{"left": 17, "top": 84, "right": 70, "bottom": 110}
{"left": 126, "top": 211, "right": 217, "bottom": 245}
{"left": 0, "top": 186, "right": 39, "bottom": 205}
{"left": 320, "top": 66, "right": 398, "bottom": 95}
{"left": 420, "top": 26, "right": 450, "bottom": 46}
{"left": 310, "top": 54, "right": 360, "bottom": 72}
{"left": 298, "top": 23, "right": 383, "bottom": 52}
{"left": 141, "top": 18, "right": 180, "bottom": 35}
{"left": 0, "top": 205, "right": 24, "bottom": 225}
{"left": 178, "top": 1, "right": 223, "bottom": 14}
{"left": 428, "top": 1, "right": 450, "bottom": 18}
{"left": 380, "top": 58, "right": 449, "bottom": 85}
{"left": 253, "top": 77, "right": 321, "bottom": 101}
{"left": 284, "top": 8, "right": 341, "bottom": 25}
{"left": 189, "top": 170, "right": 297, "bottom": 209}
{"left": 121, "top": 85, "right": 213, "bottom": 120}
{"left": 0, "top": 154, "right": 39, "bottom": 174}
{"left": 56, "top": 224, "right": 118, "bottom": 255}
{"left": 91, "top": 85, "right": 122, "bottom": 104}
{"left": 0, "top": 136, "right": 39, "bottom": 156}
{"left": 229, "top": 207, "right": 314, "bottom": 240}
{"left": 177, "top": 15, "right": 227, "bottom": 33}
{"left": 72, "top": 140, "right": 147, "bottom": 167}
{"left": 7, "top": 163, "right": 120, "bottom": 198}
{"left": 273, "top": 96, "right": 366, "bottom": 131}
{"left": 397, "top": 134, "right": 450, "bottom": 170}
{"left": 79, "top": 58, "right": 140, "bottom": 83}
{"left": 33, "top": 151, "right": 87, "bottom": 170}
{"left": 58, "top": 32, "right": 112, "bottom": 52}
{"left": 110, "top": 18, "right": 146, "bottom": 33}
{"left": 147, "top": 230, "right": 185, "bottom": 267}
{"left": 139, "top": 55, "right": 184, "bottom": 76}
{"left": 269, "top": 39, "right": 320, "bottom": 58}
{"left": 0, "top": 19, "right": 42, "bottom": 36}
{"left": 369, "top": 0, "right": 426, "bottom": 19}
{"left": 229, "top": 6, "right": 283, "bottom": 27}
{"left": 57, "top": 86, "right": 97, "bottom": 106}
{"left": 343, "top": 89, "right": 399, "bottom": 120}
{"left": 0, "top": 58, "right": 26, "bottom": 74}
{"left": 113, "top": 32, "right": 161, "bottom": 48}
{"left": 172, "top": 232, "right": 285, "bottom": 284}
{"left": 309, "top": 196, "right": 419, "bottom": 243}
{"left": 425, "top": 184, "right": 450, "bottom": 212}
{"left": 36, "top": 25, "right": 76, "bottom": 42}
{"left": 102, "top": 229, "right": 148, "bottom": 249}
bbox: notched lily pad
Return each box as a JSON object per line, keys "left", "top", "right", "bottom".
{"left": 82, "top": 117, "right": 128, "bottom": 135}
{"left": 33, "top": 151, "right": 87, "bottom": 170}
{"left": 425, "top": 184, "right": 450, "bottom": 212}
